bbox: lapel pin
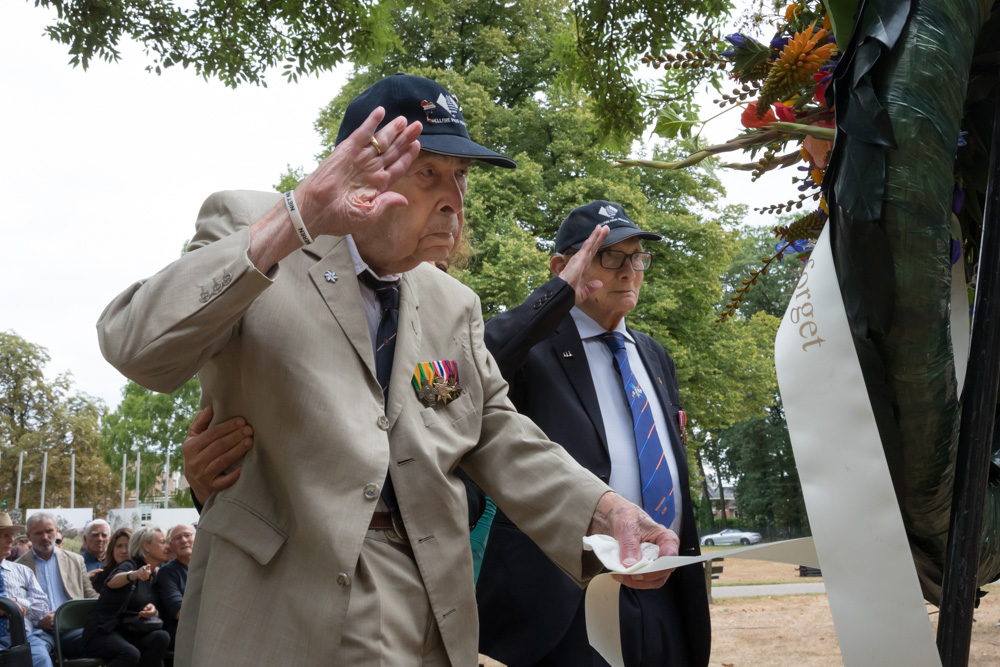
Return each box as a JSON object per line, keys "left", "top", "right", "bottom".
{"left": 562, "top": 351, "right": 573, "bottom": 358}
{"left": 324, "top": 270, "right": 338, "bottom": 284}
{"left": 657, "top": 376, "right": 663, "bottom": 385}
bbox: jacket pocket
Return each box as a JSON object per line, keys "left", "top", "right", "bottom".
{"left": 198, "top": 496, "right": 287, "bottom": 565}
{"left": 420, "top": 390, "right": 476, "bottom": 429}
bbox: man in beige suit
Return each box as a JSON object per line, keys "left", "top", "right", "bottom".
{"left": 17, "top": 513, "right": 97, "bottom": 658}
{"left": 97, "top": 74, "right": 677, "bottom": 666}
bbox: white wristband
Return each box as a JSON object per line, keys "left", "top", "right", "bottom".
{"left": 283, "top": 191, "right": 314, "bottom": 246}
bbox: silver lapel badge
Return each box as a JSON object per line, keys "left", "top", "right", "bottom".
{"left": 324, "top": 270, "right": 338, "bottom": 284}
{"left": 562, "top": 351, "right": 573, "bottom": 358}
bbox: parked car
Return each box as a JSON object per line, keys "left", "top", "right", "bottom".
{"left": 700, "top": 528, "right": 762, "bottom": 546}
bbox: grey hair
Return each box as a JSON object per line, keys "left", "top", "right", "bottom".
{"left": 128, "top": 525, "right": 164, "bottom": 560}
{"left": 85, "top": 519, "right": 110, "bottom": 534}
{"left": 26, "top": 512, "right": 57, "bottom": 531}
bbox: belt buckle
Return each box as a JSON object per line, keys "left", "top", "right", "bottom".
{"left": 388, "top": 508, "right": 409, "bottom": 544}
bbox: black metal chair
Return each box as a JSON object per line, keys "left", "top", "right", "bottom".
{"left": 0, "top": 596, "right": 32, "bottom": 667}
{"left": 53, "top": 599, "right": 105, "bottom": 667}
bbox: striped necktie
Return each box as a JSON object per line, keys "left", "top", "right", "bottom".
{"left": 599, "top": 331, "right": 676, "bottom": 528}
{"left": 359, "top": 271, "right": 401, "bottom": 509}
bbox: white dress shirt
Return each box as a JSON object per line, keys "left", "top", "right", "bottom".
{"left": 0, "top": 558, "right": 49, "bottom": 634}
{"left": 570, "top": 307, "right": 682, "bottom": 534}
{"left": 346, "top": 234, "right": 402, "bottom": 353}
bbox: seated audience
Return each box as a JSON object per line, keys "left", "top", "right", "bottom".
{"left": 83, "top": 526, "right": 170, "bottom": 667}
{"left": 153, "top": 525, "right": 193, "bottom": 650}
{"left": 16, "top": 512, "right": 97, "bottom": 659}
{"left": 0, "top": 512, "right": 53, "bottom": 667}
{"left": 81, "top": 520, "right": 111, "bottom": 575}
{"left": 92, "top": 529, "right": 133, "bottom": 592}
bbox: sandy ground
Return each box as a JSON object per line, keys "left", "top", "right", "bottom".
{"left": 479, "top": 552, "right": 1000, "bottom": 666}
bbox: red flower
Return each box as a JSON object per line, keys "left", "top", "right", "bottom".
{"left": 772, "top": 103, "right": 796, "bottom": 123}
{"left": 741, "top": 102, "right": 776, "bottom": 128}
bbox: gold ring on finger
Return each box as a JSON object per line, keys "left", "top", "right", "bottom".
{"left": 370, "top": 135, "right": 383, "bottom": 155}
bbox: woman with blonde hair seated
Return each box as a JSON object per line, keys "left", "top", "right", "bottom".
{"left": 83, "top": 525, "right": 171, "bottom": 667}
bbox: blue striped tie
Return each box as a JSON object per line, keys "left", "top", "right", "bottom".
{"left": 600, "top": 332, "right": 676, "bottom": 528}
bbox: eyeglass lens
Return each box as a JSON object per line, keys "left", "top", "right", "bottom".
{"left": 599, "top": 250, "right": 652, "bottom": 271}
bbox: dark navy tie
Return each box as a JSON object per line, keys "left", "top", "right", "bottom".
{"left": 600, "top": 331, "right": 676, "bottom": 528}
{"left": 359, "top": 271, "right": 400, "bottom": 509}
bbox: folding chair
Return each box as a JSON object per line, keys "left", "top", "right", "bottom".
{"left": 53, "top": 599, "right": 105, "bottom": 667}
{"left": 0, "top": 596, "right": 32, "bottom": 667}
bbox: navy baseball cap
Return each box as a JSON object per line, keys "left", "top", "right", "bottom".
{"left": 335, "top": 73, "right": 516, "bottom": 169}
{"left": 555, "top": 201, "right": 663, "bottom": 253}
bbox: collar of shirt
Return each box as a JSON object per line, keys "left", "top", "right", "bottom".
{"left": 569, "top": 306, "right": 633, "bottom": 343}
{"left": 345, "top": 234, "right": 402, "bottom": 282}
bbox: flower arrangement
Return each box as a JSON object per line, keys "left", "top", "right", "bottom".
{"left": 629, "top": 1, "right": 840, "bottom": 323}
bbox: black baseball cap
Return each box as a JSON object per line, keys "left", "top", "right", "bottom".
{"left": 335, "top": 73, "right": 516, "bottom": 169}
{"left": 555, "top": 201, "right": 663, "bottom": 253}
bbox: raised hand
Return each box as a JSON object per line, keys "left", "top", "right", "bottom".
{"left": 554, "top": 224, "right": 609, "bottom": 306}
{"left": 294, "top": 108, "right": 423, "bottom": 239}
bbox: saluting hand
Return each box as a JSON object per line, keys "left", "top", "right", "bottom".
{"left": 553, "top": 224, "right": 609, "bottom": 306}
{"left": 293, "top": 108, "right": 423, "bottom": 239}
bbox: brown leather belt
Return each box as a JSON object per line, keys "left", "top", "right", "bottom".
{"left": 368, "top": 510, "right": 408, "bottom": 540}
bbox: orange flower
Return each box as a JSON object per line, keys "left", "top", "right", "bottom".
{"left": 785, "top": 3, "right": 801, "bottom": 21}
{"left": 742, "top": 102, "right": 776, "bottom": 128}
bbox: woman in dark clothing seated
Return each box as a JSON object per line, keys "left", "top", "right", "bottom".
{"left": 92, "top": 528, "right": 133, "bottom": 591}
{"left": 83, "top": 525, "right": 171, "bottom": 667}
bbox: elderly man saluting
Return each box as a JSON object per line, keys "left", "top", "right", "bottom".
{"left": 97, "top": 74, "right": 679, "bottom": 666}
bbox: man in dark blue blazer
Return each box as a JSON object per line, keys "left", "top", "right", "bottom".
{"left": 477, "top": 201, "right": 710, "bottom": 666}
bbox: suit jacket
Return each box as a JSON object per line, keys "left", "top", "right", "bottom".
{"left": 477, "top": 277, "right": 711, "bottom": 666}
{"left": 16, "top": 548, "right": 99, "bottom": 602}
{"left": 96, "top": 190, "right": 610, "bottom": 666}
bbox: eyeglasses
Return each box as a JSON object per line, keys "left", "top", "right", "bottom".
{"left": 596, "top": 250, "right": 653, "bottom": 271}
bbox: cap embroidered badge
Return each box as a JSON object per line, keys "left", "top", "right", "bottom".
{"left": 412, "top": 360, "right": 463, "bottom": 406}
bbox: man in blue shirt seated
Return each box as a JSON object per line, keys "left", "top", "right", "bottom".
{"left": 16, "top": 513, "right": 97, "bottom": 660}
{"left": 154, "top": 524, "right": 194, "bottom": 650}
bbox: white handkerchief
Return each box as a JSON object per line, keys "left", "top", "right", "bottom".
{"left": 582, "top": 535, "right": 661, "bottom": 574}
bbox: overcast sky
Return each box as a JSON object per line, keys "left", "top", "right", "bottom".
{"left": 3, "top": 1, "right": 781, "bottom": 411}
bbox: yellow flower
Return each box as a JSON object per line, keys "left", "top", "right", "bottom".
{"left": 785, "top": 4, "right": 801, "bottom": 22}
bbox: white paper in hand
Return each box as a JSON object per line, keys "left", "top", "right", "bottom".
{"left": 582, "top": 535, "right": 661, "bottom": 574}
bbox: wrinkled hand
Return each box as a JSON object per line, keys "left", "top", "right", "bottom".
{"left": 294, "top": 108, "right": 423, "bottom": 239}
{"left": 138, "top": 603, "right": 157, "bottom": 619}
{"left": 183, "top": 406, "right": 253, "bottom": 505}
{"left": 587, "top": 491, "right": 679, "bottom": 590}
{"left": 557, "top": 224, "right": 609, "bottom": 306}
{"left": 37, "top": 611, "right": 55, "bottom": 630}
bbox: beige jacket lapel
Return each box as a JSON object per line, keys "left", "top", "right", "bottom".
{"left": 306, "top": 236, "right": 378, "bottom": 383}
{"left": 386, "top": 271, "right": 421, "bottom": 424}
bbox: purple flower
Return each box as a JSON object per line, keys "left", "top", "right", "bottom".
{"left": 951, "top": 239, "right": 962, "bottom": 266}
{"left": 720, "top": 49, "right": 736, "bottom": 59}
{"left": 953, "top": 187, "right": 965, "bottom": 215}
{"left": 958, "top": 130, "right": 968, "bottom": 148}
{"left": 770, "top": 36, "right": 790, "bottom": 51}
{"left": 726, "top": 33, "right": 747, "bottom": 49}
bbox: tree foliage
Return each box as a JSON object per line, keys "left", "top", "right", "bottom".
{"left": 0, "top": 331, "right": 116, "bottom": 514}
{"left": 32, "top": 0, "right": 408, "bottom": 85}
{"left": 99, "top": 378, "right": 200, "bottom": 506}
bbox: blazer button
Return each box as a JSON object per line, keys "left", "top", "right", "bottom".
{"left": 336, "top": 573, "right": 350, "bottom": 588}
{"left": 364, "top": 483, "right": 379, "bottom": 500}
{"left": 377, "top": 416, "right": 389, "bottom": 431}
